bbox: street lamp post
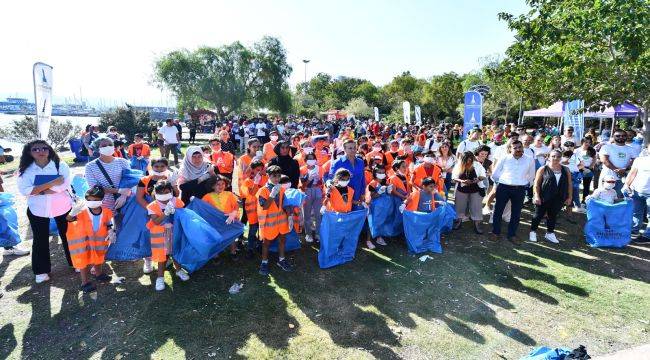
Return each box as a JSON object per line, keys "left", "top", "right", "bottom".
{"left": 302, "top": 59, "right": 310, "bottom": 83}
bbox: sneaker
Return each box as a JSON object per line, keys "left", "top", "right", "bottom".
{"left": 155, "top": 277, "right": 165, "bottom": 291}
{"left": 80, "top": 282, "right": 97, "bottom": 293}
{"left": 528, "top": 231, "right": 538, "bottom": 242}
{"left": 376, "top": 237, "right": 387, "bottom": 246}
{"left": 544, "top": 233, "right": 559, "bottom": 244}
{"left": 35, "top": 274, "right": 50, "bottom": 284}
{"left": 277, "top": 259, "right": 294, "bottom": 272}
{"left": 3, "top": 247, "right": 29, "bottom": 256}
{"left": 94, "top": 273, "right": 112, "bottom": 283}
{"left": 305, "top": 234, "right": 314, "bottom": 243}
{"left": 572, "top": 206, "right": 586, "bottom": 214}
{"left": 74, "top": 268, "right": 81, "bottom": 273}
{"left": 366, "top": 240, "right": 376, "bottom": 250}
{"left": 176, "top": 268, "right": 190, "bottom": 281}
{"left": 259, "top": 262, "right": 270, "bottom": 276}
{"left": 482, "top": 206, "right": 492, "bottom": 216}
{"left": 143, "top": 258, "right": 153, "bottom": 274}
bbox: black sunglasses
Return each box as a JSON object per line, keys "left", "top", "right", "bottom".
{"left": 31, "top": 147, "right": 49, "bottom": 153}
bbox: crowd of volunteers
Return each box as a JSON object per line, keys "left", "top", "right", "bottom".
{"left": 1, "top": 115, "right": 648, "bottom": 294}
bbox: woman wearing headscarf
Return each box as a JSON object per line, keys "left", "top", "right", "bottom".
{"left": 268, "top": 141, "right": 300, "bottom": 188}
{"left": 177, "top": 146, "right": 216, "bottom": 205}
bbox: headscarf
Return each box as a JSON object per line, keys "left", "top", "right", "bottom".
{"left": 180, "top": 146, "right": 209, "bottom": 181}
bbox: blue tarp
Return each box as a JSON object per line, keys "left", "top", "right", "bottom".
{"left": 520, "top": 346, "right": 571, "bottom": 360}
{"left": 118, "top": 168, "right": 145, "bottom": 189}
{"left": 186, "top": 198, "right": 244, "bottom": 250}
{"left": 105, "top": 196, "right": 152, "bottom": 260}
{"left": 172, "top": 207, "right": 233, "bottom": 273}
{"left": 71, "top": 175, "right": 90, "bottom": 197}
{"left": 130, "top": 156, "right": 149, "bottom": 172}
{"left": 69, "top": 139, "right": 89, "bottom": 162}
{"left": 584, "top": 199, "right": 633, "bottom": 248}
{"left": 368, "top": 194, "right": 398, "bottom": 238}
{"left": 269, "top": 229, "right": 302, "bottom": 252}
{"left": 389, "top": 196, "right": 405, "bottom": 236}
{"left": 439, "top": 202, "right": 457, "bottom": 234}
{"left": 0, "top": 193, "right": 21, "bottom": 247}
{"left": 318, "top": 209, "right": 367, "bottom": 269}
{"left": 402, "top": 205, "right": 447, "bottom": 254}
{"left": 284, "top": 188, "right": 307, "bottom": 207}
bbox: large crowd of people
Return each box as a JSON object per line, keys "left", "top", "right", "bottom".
{"left": 3, "top": 115, "right": 648, "bottom": 294}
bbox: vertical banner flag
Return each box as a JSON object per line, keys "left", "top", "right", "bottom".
{"left": 374, "top": 107, "right": 379, "bottom": 123}
{"left": 414, "top": 105, "right": 422, "bottom": 125}
{"left": 463, "top": 91, "right": 482, "bottom": 139}
{"left": 33, "top": 62, "right": 53, "bottom": 140}
{"left": 402, "top": 101, "right": 411, "bottom": 124}
{"left": 563, "top": 99, "right": 584, "bottom": 141}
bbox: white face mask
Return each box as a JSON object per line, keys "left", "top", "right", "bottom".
{"left": 561, "top": 157, "right": 569, "bottom": 162}
{"left": 255, "top": 150, "right": 263, "bottom": 157}
{"left": 99, "top": 146, "right": 115, "bottom": 156}
{"left": 303, "top": 147, "right": 314, "bottom": 154}
{"left": 306, "top": 159, "right": 317, "bottom": 166}
{"left": 156, "top": 193, "right": 173, "bottom": 202}
{"left": 424, "top": 156, "right": 435, "bottom": 164}
{"left": 376, "top": 173, "right": 386, "bottom": 180}
{"left": 151, "top": 170, "right": 167, "bottom": 177}
{"left": 603, "top": 182, "right": 615, "bottom": 190}
{"left": 281, "top": 183, "right": 291, "bottom": 190}
{"left": 373, "top": 146, "right": 382, "bottom": 151}
{"left": 338, "top": 180, "right": 349, "bottom": 187}
{"left": 270, "top": 135, "right": 279, "bottom": 141}
{"left": 86, "top": 200, "right": 103, "bottom": 209}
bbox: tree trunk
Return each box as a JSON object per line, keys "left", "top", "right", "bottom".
{"left": 643, "top": 104, "right": 650, "bottom": 144}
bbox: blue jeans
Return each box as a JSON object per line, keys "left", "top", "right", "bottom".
{"left": 571, "top": 171, "right": 583, "bottom": 208}
{"left": 632, "top": 191, "right": 650, "bottom": 235}
{"left": 247, "top": 224, "right": 260, "bottom": 251}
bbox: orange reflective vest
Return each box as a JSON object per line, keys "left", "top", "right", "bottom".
{"left": 210, "top": 151, "right": 235, "bottom": 175}
{"left": 417, "top": 133, "right": 426, "bottom": 147}
{"left": 66, "top": 208, "right": 113, "bottom": 269}
{"left": 411, "top": 163, "right": 444, "bottom": 192}
{"left": 384, "top": 151, "right": 403, "bottom": 171}
{"left": 263, "top": 142, "right": 278, "bottom": 162}
{"left": 256, "top": 185, "right": 290, "bottom": 241}
{"left": 389, "top": 174, "right": 411, "bottom": 197}
{"left": 202, "top": 191, "right": 238, "bottom": 214}
{"left": 325, "top": 186, "right": 354, "bottom": 213}
{"left": 364, "top": 169, "right": 373, "bottom": 186}
{"left": 146, "top": 198, "right": 184, "bottom": 262}
{"left": 405, "top": 190, "right": 437, "bottom": 212}
{"left": 127, "top": 143, "right": 151, "bottom": 158}
{"left": 315, "top": 148, "right": 329, "bottom": 166}
{"left": 240, "top": 175, "right": 267, "bottom": 225}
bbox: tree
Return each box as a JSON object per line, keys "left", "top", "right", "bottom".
{"left": 154, "top": 36, "right": 292, "bottom": 119}
{"left": 382, "top": 71, "right": 427, "bottom": 106}
{"left": 344, "top": 98, "right": 373, "bottom": 118}
{"left": 99, "top": 106, "right": 156, "bottom": 142}
{"left": 496, "top": 0, "right": 650, "bottom": 136}
{"left": 0, "top": 116, "right": 80, "bottom": 150}
{"left": 422, "top": 72, "right": 463, "bottom": 121}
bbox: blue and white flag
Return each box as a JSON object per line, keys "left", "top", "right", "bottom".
{"left": 33, "top": 62, "right": 53, "bottom": 140}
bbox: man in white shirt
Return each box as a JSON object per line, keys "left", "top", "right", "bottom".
{"left": 490, "top": 140, "right": 535, "bottom": 244}
{"left": 599, "top": 129, "right": 635, "bottom": 195}
{"left": 456, "top": 127, "right": 483, "bottom": 158}
{"left": 560, "top": 126, "right": 579, "bottom": 145}
{"left": 158, "top": 118, "right": 180, "bottom": 165}
{"left": 624, "top": 147, "right": 650, "bottom": 242}
{"left": 424, "top": 131, "right": 445, "bottom": 153}
{"left": 255, "top": 120, "right": 268, "bottom": 143}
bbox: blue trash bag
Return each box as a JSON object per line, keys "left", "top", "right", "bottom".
{"left": 318, "top": 209, "right": 367, "bottom": 269}
{"left": 284, "top": 188, "right": 307, "bottom": 207}
{"left": 368, "top": 194, "right": 396, "bottom": 238}
{"left": 172, "top": 208, "right": 231, "bottom": 273}
{"left": 402, "top": 206, "right": 445, "bottom": 254}
{"left": 0, "top": 193, "right": 21, "bottom": 247}
{"left": 130, "top": 156, "right": 149, "bottom": 172}
{"left": 49, "top": 218, "right": 59, "bottom": 236}
{"left": 118, "top": 168, "right": 145, "bottom": 189}
{"left": 584, "top": 199, "right": 633, "bottom": 248}
{"left": 383, "top": 195, "right": 404, "bottom": 236}
{"left": 105, "top": 196, "right": 152, "bottom": 260}
{"left": 269, "top": 229, "right": 302, "bottom": 252}
{"left": 185, "top": 198, "right": 244, "bottom": 248}
{"left": 439, "top": 202, "right": 457, "bottom": 234}
{"left": 71, "top": 175, "right": 90, "bottom": 197}
{"left": 520, "top": 346, "right": 571, "bottom": 360}
{"left": 69, "top": 139, "right": 88, "bottom": 162}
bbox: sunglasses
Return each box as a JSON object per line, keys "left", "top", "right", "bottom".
{"left": 31, "top": 147, "right": 49, "bottom": 153}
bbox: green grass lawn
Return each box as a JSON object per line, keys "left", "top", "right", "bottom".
{"left": 0, "top": 206, "right": 648, "bottom": 359}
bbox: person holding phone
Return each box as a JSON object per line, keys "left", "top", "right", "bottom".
{"left": 17, "top": 140, "right": 73, "bottom": 283}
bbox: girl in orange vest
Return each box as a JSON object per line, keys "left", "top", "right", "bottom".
{"left": 127, "top": 133, "right": 151, "bottom": 170}
{"left": 146, "top": 180, "right": 189, "bottom": 291}
{"left": 65, "top": 185, "right": 114, "bottom": 293}
{"left": 411, "top": 151, "right": 445, "bottom": 194}
{"left": 256, "top": 165, "right": 294, "bottom": 276}
{"left": 239, "top": 160, "right": 267, "bottom": 258}
{"left": 389, "top": 160, "right": 412, "bottom": 201}
{"left": 263, "top": 131, "right": 280, "bottom": 162}
{"left": 322, "top": 168, "right": 355, "bottom": 213}
{"left": 238, "top": 138, "right": 263, "bottom": 183}
{"left": 209, "top": 138, "right": 235, "bottom": 183}
{"left": 202, "top": 175, "right": 240, "bottom": 259}
{"left": 365, "top": 166, "right": 391, "bottom": 249}
{"left": 400, "top": 177, "right": 445, "bottom": 213}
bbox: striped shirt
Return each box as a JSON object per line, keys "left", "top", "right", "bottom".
{"left": 85, "top": 157, "right": 131, "bottom": 211}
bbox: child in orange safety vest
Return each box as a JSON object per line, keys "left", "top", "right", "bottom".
{"left": 202, "top": 175, "right": 241, "bottom": 259}
{"left": 256, "top": 165, "right": 294, "bottom": 276}
{"left": 239, "top": 160, "right": 267, "bottom": 259}
{"left": 322, "top": 168, "right": 360, "bottom": 213}
{"left": 65, "top": 185, "right": 114, "bottom": 294}
{"left": 146, "top": 180, "right": 190, "bottom": 291}
{"left": 400, "top": 177, "right": 446, "bottom": 213}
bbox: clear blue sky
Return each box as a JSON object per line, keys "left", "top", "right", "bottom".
{"left": 0, "top": 0, "right": 529, "bottom": 106}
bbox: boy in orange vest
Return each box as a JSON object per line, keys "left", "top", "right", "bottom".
{"left": 202, "top": 175, "right": 240, "bottom": 259}
{"left": 400, "top": 177, "right": 445, "bottom": 213}
{"left": 66, "top": 185, "right": 114, "bottom": 293}
{"left": 209, "top": 138, "right": 235, "bottom": 185}
{"left": 256, "top": 165, "right": 294, "bottom": 275}
{"left": 146, "top": 180, "right": 189, "bottom": 291}
{"left": 239, "top": 160, "right": 267, "bottom": 259}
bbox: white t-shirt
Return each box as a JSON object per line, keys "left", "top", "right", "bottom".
{"left": 589, "top": 188, "right": 618, "bottom": 204}
{"left": 159, "top": 125, "right": 179, "bottom": 145}
{"left": 255, "top": 123, "right": 267, "bottom": 137}
{"left": 575, "top": 147, "right": 593, "bottom": 168}
{"left": 563, "top": 153, "right": 582, "bottom": 173}
{"left": 532, "top": 144, "right": 550, "bottom": 164}
{"left": 457, "top": 140, "right": 481, "bottom": 156}
{"left": 561, "top": 135, "right": 579, "bottom": 145}
{"left": 631, "top": 156, "right": 650, "bottom": 194}
{"left": 600, "top": 143, "right": 636, "bottom": 180}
